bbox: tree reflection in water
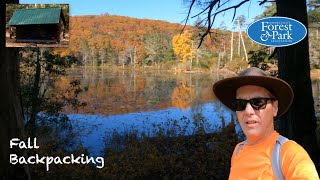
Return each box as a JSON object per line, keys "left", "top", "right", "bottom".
{"left": 54, "top": 68, "right": 241, "bottom": 156}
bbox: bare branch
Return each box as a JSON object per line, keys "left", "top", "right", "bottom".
{"left": 191, "top": 0, "right": 219, "bottom": 19}
{"left": 259, "top": 0, "right": 268, "bottom": 5}
{"left": 191, "top": 0, "right": 231, "bottom": 19}
{"left": 185, "top": 0, "right": 252, "bottom": 47}
{"left": 210, "top": 0, "right": 250, "bottom": 21}
{"left": 259, "top": 0, "right": 276, "bottom": 6}
{"left": 207, "top": 1, "right": 216, "bottom": 30}
{"left": 198, "top": 1, "right": 217, "bottom": 48}
{"left": 219, "top": 0, "right": 232, "bottom": 10}
{"left": 181, "top": 0, "right": 196, "bottom": 34}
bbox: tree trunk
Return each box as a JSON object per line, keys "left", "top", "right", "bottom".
{"left": 101, "top": 50, "right": 105, "bottom": 67}
{"left": 0, "top": 42, "right": 31, "bottom": 180}
{"left": 190, "top": 41, "right": 194, "bottom": 70}
{"left": 238, "top": 19, "right": 241, "bottom": 56}
{"left": 90, "top": 49, "right": 94, "bottom": 68}
{"left": 276, "top": 0, "right": 320, "bottom": 172}
{"left": 27, "top": 48, "right": 41, "bottom": 137}
{"left": 130, "top": 48, "right": 133, "bottom": 65}
{"left": 218, "top": 52, "right": 221, "bottom": 70}
{"left": 133, "top": 45, "right": 136, "bottom": 68}
{"left": 230, "top": 31, "right": 234, "bottom": 61}
{"left": 1, "top": 0, "right": 30, "bottom": 178}
{"left": 196, "top": 49, "right": 199, "bottom": 66}
{"left": 240, "top": 31, "right": 248, "bottom": 61}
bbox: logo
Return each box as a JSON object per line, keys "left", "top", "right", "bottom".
{"left": 247, "top": 17, "right": 307, "bottom": 47}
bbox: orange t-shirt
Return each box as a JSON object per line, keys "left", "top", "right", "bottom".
{"left": 229, "top": 131, "right": 319, "bottom": 179}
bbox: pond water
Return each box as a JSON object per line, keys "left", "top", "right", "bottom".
{"left": 58, "top": 68, "right": 236, "bottom": 156}
{"left": 62, "top": 67, "right": 228, "bottom": 116}
{"left": 59, "top": 67, "right": 320, "bottom": 156}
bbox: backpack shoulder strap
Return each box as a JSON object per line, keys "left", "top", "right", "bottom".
{"left": 234, "top": 141, "right": 246, "bottom": 156}
{"left": 272, "top": 135, "right": 289, "bottom": 180}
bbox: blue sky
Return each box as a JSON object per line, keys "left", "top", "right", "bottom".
{"left": 19, "top": 0, "right": 266, "bottom": 29}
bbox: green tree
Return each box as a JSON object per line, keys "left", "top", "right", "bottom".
{"left": 308, "top": 1, "right": 320, "bottom": 67}
{"left": 308, "top": 9, "right": 320, "bottom": 23}
{"left": 255, "top": 2, "right": 276, "bottom": 19}
{"left": 248, "top": 49, "right": 269, "bottom": 67}
{"left": 144, "top": 32, "right": 173, "bottom": 65}
{"left": 308, "top": 0, "right": 320, "bottom": 28}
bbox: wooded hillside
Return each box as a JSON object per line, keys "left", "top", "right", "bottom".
{"left": 54, "top": 14, "right": 256, "bottom": 70}
{"left": 52, "top": 13, "right": 320, "bottom": 72}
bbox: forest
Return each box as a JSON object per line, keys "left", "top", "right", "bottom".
{"left": 48, "top": 5, "right": 319, "bottom": 73}
{"left": 53, "top": 14, "right": 261, "bottom": 72}
{"left": 2, "top": 0, "right": 320, "bottom": 179}
{"left": 5, "top": 2, "right": 320, "bottom": 73}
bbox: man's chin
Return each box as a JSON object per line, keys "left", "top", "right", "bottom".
{"left": 243, "top": 130, "right": 261, "bottom": 139}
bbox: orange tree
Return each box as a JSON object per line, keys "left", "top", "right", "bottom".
{"left": 172, "top": 30, "right": 195, "bottom": 63}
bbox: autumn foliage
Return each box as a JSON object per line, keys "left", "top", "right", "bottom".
{"left": 171, "top": 81, "right": 196, "bottom": 111}
{"left": 52, "top": 14, "right": 228, "bottom": 67}
{"left": 61, "top": 15, "right": 184, "bottom": 65}
{"left": 172, "top": 30, "right": 194, "bottom": 63}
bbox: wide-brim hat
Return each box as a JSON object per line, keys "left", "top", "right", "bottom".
{"left": 212, "top": 67, "right": 293, "bottom": 118}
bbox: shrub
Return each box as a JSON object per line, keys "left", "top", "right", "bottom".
{"left": 99, "top": 115, "right": 240, "bottom": 179}
{"left": 225, "top": 59, "right": 249, "bottom": 73}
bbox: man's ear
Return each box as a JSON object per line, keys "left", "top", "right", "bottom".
{"left": 272, "top": 100, "right": 278, "bottom": 117}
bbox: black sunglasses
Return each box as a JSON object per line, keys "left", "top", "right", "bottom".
{"left": 232, "top": 97, "right": 276, "bottom": 111}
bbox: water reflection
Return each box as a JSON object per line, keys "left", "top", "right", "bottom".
{"left": 171, "top": 80, "right": 196, "bottom": 111}
{"left": 58, "top": 68, "right": 237, "bottom": 156}
{"left": 62, "top": 68, "right": 320, "bottom": 115}
{"left": 61, "top": 68, "right": 221, "bottom": 115}
{"left": 59, "top": 68, "right": 320, "bottom": 156}
{"left": 70, "top": 102, "right": 235, "bottom": 156}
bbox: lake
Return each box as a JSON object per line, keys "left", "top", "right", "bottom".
{"left": 57, "top": 67, "right": 320, "bottom": 156}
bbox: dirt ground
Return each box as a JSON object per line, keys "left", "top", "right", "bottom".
{"left": 5, "top": 30, "right": 69, "bottom": 48}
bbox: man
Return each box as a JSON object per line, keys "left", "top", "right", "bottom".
{"left": 213, "top": 67, "right": 319, "bottom": 179}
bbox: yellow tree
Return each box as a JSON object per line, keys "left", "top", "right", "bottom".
{"left": 172, "top": 30, "right": 194, "bottom": 64}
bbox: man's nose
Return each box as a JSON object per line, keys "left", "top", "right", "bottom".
{"left": 244, "top": 102, "right": 255, "bottom": 115}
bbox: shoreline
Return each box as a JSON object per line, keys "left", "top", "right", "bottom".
{"left": 66, "top": 65, "right": 320, "bottom": 80}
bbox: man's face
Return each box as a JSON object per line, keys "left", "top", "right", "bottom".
{"left": 235, "top": 85, "right": 278, "bottom": 144}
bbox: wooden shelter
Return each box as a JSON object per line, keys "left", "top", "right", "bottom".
{"left": 8, "top": 7, "right": 66, "bottom": 43}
